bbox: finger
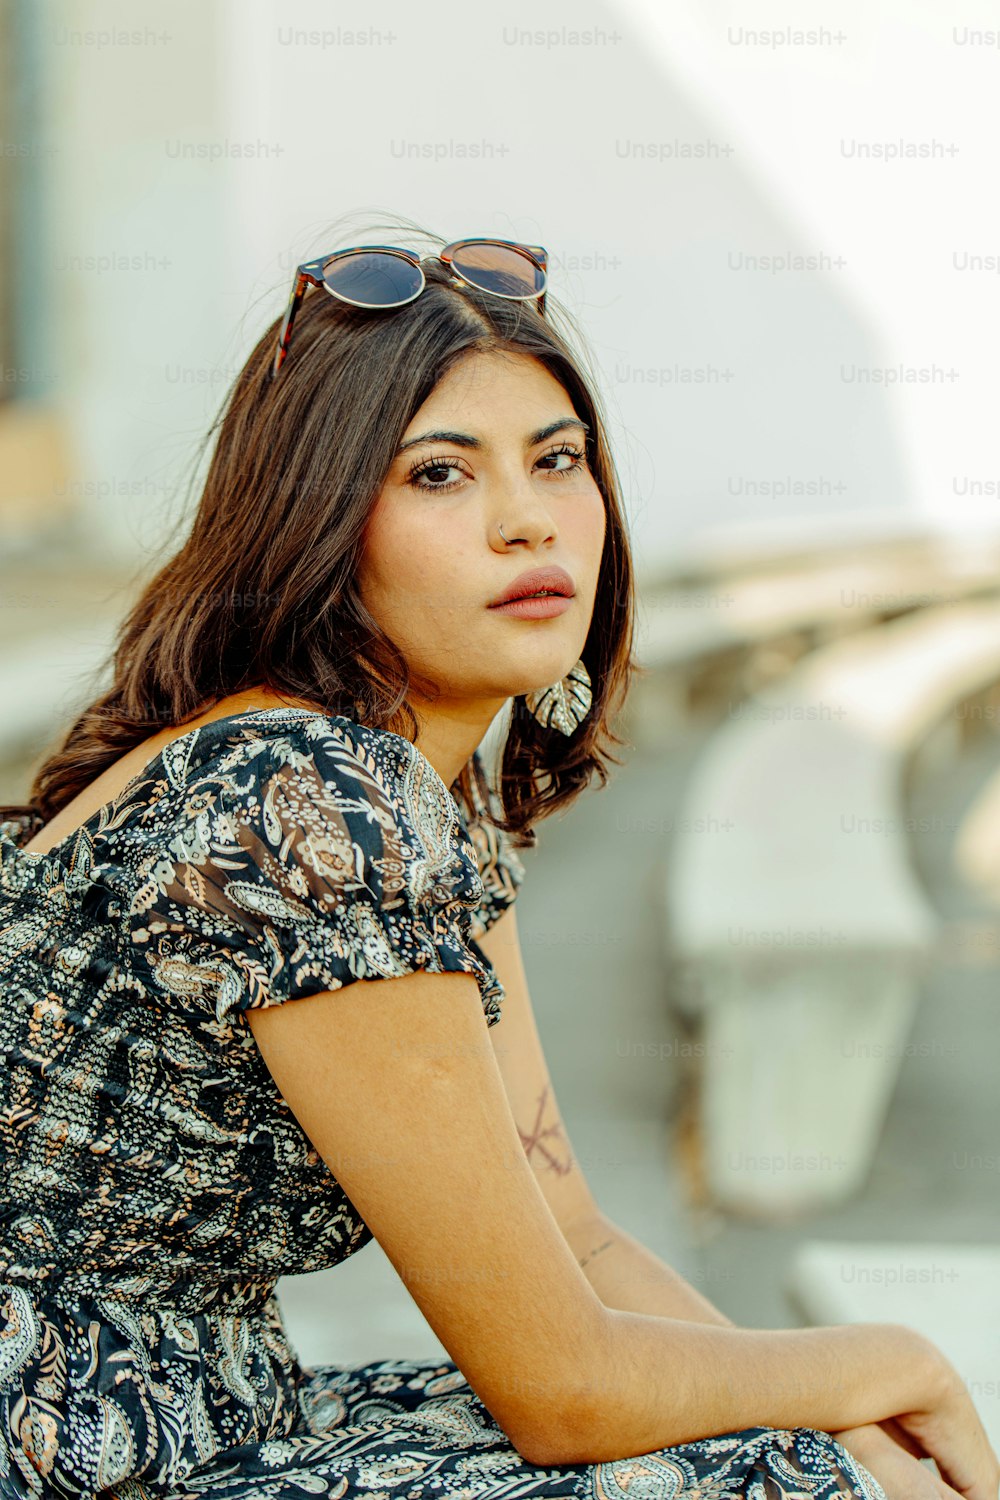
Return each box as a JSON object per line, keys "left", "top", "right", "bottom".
{"left": 879, "top": 1415, "right": 929, "bottom": 1460}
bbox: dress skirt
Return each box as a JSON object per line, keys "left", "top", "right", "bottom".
{"left": 149, "top": 1355, "right": 888, "bottom": 1500}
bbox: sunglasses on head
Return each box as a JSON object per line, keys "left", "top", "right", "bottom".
{"left": 271, "top": 237, "right": 549, "bottom": 380}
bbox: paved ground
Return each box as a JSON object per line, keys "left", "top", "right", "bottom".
{"left": 2, "top": 559, "right": 998, "bottom": 1371}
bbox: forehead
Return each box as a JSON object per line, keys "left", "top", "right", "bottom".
{"left": 412, "top": 349, "right": 571, "bottom": 415}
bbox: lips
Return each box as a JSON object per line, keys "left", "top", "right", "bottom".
{"left": 488, "top": 565, "right": 576, "bottom": 608}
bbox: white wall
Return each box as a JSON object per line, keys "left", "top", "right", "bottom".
{"left": 615, "top": 0, "right": 1000, "bottom": 549}
{"left": 38, "top": 0, "right": 1000, "bottom": 571}
{"left": 40, "top": 0, "right": 230, "bottom": 561}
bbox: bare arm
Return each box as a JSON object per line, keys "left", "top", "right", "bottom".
{"left": 465, "top": 908, "right": 994, "bottom": 1488}
{"left": 245, "top": 967, "right": 958, "bottom": 1470}
{"left": 561, "top": 1209, "right": 953, "bottom": 1491}
{"left": 480, "top": 907, "right": 909, "bottom": 1399}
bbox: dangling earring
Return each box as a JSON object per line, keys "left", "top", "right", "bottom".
{"left": 523, "top": 658, "right": 592, "bottom": 735}
{"left": 497, "top": 521, "right": 593, "bottom": 736}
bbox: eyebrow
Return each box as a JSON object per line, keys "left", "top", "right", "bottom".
{"left": 395, "top": 416, "right": 590, "bottom": 457}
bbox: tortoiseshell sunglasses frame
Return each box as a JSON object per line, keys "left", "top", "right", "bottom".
{"left": 271, "top": 238, "right": 548, "bottom": 380}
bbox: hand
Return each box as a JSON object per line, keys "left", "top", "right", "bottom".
{"left": 832, "top": 1421, "right": 967, "bottom": 1499}
{"left": 890, "top": 1360, "right": 1000, "bottom": 1500}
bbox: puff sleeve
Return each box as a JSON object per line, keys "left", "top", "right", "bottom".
{"left": 126, "top": 718, "right": 508, "bottom": 1029}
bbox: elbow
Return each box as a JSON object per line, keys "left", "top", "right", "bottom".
{"left": 504, "top": 1383, "right": 605, "bottom": 1469}
{"left": 507, "top": 1423, "right": 574, "bottom": 1470}
{"left": 493, "top": 1400, "right": 572, "bottom": 1468}
{"left": 487, "top": 1310, "right": 617, "bottom": 1467}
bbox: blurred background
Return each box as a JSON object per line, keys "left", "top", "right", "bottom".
{"left": 2, "top": 0, "right": 999, "bottom": 1445}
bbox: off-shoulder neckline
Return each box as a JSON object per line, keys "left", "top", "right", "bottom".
{"left": 1, "top": 706, "right": 468, "bottom": 872}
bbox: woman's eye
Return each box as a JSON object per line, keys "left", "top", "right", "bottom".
{"left": 406, "top": 444, "right": 588, "bottom": 494}
{"left": 538, "top": 445, "right": 587, "bottom": 476}
{"left": 408, "top": 460, "right": 468, "bottom": 493}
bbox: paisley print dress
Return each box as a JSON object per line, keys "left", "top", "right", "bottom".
{"left": 0, "top": 707, "right": 887, "bottom": 1499}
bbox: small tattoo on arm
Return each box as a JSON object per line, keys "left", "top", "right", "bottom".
{"left": 578, "top": 1234, "right": 615, "bottom": 1271}
{"left": 517, "top": 1086, "right": 573, "bottom": 1176}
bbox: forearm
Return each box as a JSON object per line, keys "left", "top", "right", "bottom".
{"left": 563, "top": 1212, "right": 920, "bottom": 1456}
{"left": 564, "top": 1209, "right": 735, "bottom": 1326}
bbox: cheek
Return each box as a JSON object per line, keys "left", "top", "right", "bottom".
{"left": 576, "top": 485, "right": 607, "bottom": 552}
{"left": 360, "top": 504, "right": 417, "bottom": 593}
{"left": 362, "top": 507, "right": 468, "bottom": 617}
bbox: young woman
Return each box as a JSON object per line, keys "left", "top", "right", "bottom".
{"left": 0, "top": 218, "right": 995, "bottom": 1500}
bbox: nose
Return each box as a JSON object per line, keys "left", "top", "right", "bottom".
{"left": 490, "top": 469, "right": 560, "bottom": 547}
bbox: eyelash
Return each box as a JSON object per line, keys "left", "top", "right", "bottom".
{"left": 405, "top": 443, "right": 588, "bottom": 494}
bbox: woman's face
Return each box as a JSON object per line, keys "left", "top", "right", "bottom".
{"left": 358, "top": 349, "right": 606, "bottom": 717}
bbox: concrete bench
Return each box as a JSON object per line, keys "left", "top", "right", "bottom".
{"left": 631, "top": 530, "right": 1000, "bottom": 750}
{"left": 788, "top": 1239, "right": 1000, "bottom": 1455}
{"left": 953, "top": 749, "right": 1000, "bottom": 908}
{"left": 662, "top": 600, "right": 1000, "bottom": 1217}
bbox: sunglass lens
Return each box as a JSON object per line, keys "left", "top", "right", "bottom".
{"left": 450, "top": 243, "right": 545, "bottom": 299}
{"left": 321, "top": 251, "right": 423, "bottom": 308}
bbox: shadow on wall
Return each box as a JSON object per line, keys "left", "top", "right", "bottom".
{"left": 464, "top": 2, "right": 910, "bottom": 551}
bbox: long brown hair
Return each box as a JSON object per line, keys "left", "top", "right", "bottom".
{"left": 3, "top": 212, "right": 641, "bottom": 851}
